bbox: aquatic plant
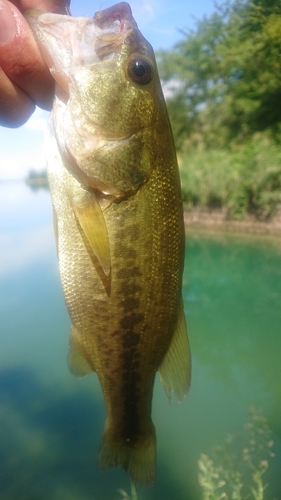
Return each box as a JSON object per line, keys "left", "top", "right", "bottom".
{"left": 198, "top": 407, "right": 275, "bottom": 500}
{"left": 118, "top": 482, "right": 139, "bottom": 500}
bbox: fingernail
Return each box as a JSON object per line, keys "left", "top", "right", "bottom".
{"left": 0, "top": 0, "right": 17, "bottom": 44}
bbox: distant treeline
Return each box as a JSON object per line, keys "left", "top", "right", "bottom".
{"left": 158, "top": 0, "right": 281, "bottom": 219}
{"left": 25, "top": 169, "right": 49, "bottom": 191}
{"left": 26, "top": 169, "right": 47, "bottom": 180}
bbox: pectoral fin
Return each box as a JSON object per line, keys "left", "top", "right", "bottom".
{"left": 67, "top": 325, "right": 94, "bottom": 377}
{"left": 159, "top": 303, "right": 191, "bottom": 403}
{"left": 72, "top": 192, "right": 111, "bottom": 276}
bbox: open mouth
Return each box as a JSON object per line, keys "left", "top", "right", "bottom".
{"left": 93, "top": 2, "right": 137, "bottom": 32}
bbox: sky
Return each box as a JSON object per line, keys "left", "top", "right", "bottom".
{"left": 0, "top": 0, "right": 216, "bottom": 180}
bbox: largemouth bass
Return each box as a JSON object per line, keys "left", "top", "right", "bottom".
{"left": 26, "top": 2, "right": 191, "bottom": 486}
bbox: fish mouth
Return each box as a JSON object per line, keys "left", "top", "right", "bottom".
{"left": 26, "top": 4, "right": 148, "bottom": 196}
{"left": 26, "top": 3, "right": 142, "bottom": 95}
{"left": 92, "top": 2, "right": 138, "bottom": 59}
{"left": 93, "top": 2, "right": 135, "bottom": 29}
{"left": 27, "top": 2, "right": 138, "bottom": 61}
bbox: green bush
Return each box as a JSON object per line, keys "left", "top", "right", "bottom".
{"left": 179, "top": 135, "right": 281, "bottom": 219}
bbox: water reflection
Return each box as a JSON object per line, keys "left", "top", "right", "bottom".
{"left": 182, "top": 230, "right": 281, "bottom": 499}
{"left": 184, "top": 231, "right": 281, "bottom": 430}
{"left": 1, "top": 184, "right": 281, "bottom": 499}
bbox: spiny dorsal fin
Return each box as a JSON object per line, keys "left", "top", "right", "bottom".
{"left": 159, "top": 303, "right": 191, "bottom": 403}
{"left": 72, "top": 192, "right": 111, "bottom": 276}
{"left": 67, "top": 325, "right": 94, "bottom": 377}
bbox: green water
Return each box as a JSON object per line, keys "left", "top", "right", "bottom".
{"left": 1, "top": 183, "right": 281, "bottom": 500}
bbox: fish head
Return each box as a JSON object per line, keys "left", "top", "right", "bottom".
{"left": 26, "top": 3, "right": 170, "bottom": 196}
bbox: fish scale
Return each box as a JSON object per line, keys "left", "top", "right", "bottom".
{"left": 26, "top": 1, "right": 191, "bottom": 486}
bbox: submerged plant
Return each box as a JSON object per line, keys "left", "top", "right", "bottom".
{"left": 198, "top": 407, "right": 275, "bottom": 500}
{"left": 118, "top": 482, "right": 139, "bottom": 500}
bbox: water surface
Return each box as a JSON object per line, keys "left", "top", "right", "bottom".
{"left": 1, "top": 183, "right": 280, "bottom": 499}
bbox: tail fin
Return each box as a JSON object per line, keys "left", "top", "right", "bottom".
{"left": 98, "top": 423, "right": 156, "bottom": 486}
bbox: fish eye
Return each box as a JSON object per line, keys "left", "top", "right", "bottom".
{"left": 128, "top": 58, "right": 153, "bottom": 85}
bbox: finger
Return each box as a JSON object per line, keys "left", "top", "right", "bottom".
{"left": 0, "top": 66, "right": 35, "bottom": 127}
{"left": 10, "top": 0, "right": 70, "bottom": 15}
{"left": 0, "top": 1, "right": 55, "bottom": 111}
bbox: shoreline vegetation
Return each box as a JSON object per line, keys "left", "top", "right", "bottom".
{"left": 15, "top": 0, "right": 281, "bottom": 238}
{"left": 157, "top": 0, "right": 281, "bottom": 239}
{"left": 25, "top": 169, "right": 48, "bottom": 183}
{"left": 21, "top": 164, "right": 281, "bottom": 236}
{"left": 179, "top": 136, "right": 281, "bottom": 236}
{"left": 24, "top": 169, "right": 49, "bottom": 190}
{"left": 184, "top": 207, "right": 281, "bottom": 236}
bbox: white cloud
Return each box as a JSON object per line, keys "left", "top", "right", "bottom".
{"left": 153, "top": 27, "right": 174, "bottom": 36}
{"left": 0, "top": 143, "right": 46, "bottom": 180}
{"left": 142, "top": 0, "right": 155, "bottom": 18}
{"left": 130, "top": 0, "right": 157, "bottom": 24}
{"left": 0, "top": 223, "right": 55, "bottom": 277}
{"left": 0, "top": 107, "right": 49, "bottom": 180}
{"left": 24, "top": 118, "right": 48, "bottom": 132}
{"left": 23, "top": 107, "right": 50, "bottom": 131}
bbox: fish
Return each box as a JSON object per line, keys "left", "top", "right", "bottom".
{"left": 26, "top": 2, "right": 191, "bottom": 486}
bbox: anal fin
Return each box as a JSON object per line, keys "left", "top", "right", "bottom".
{"left": 67, "top": 325, "right": 94, "bottom": 377}
{"left": 72, "top": 192, "right": 111, "bottom": 276}
{"left": 159, "top": 303, "right": 191, "bottom": 402}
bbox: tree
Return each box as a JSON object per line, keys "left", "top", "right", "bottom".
{"left": 158, "top": 0, "right": 281, "bottom": 150}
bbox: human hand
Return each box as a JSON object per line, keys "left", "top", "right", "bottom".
{"left": 0, "top": 0, "right": 70, "bottom": 128}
